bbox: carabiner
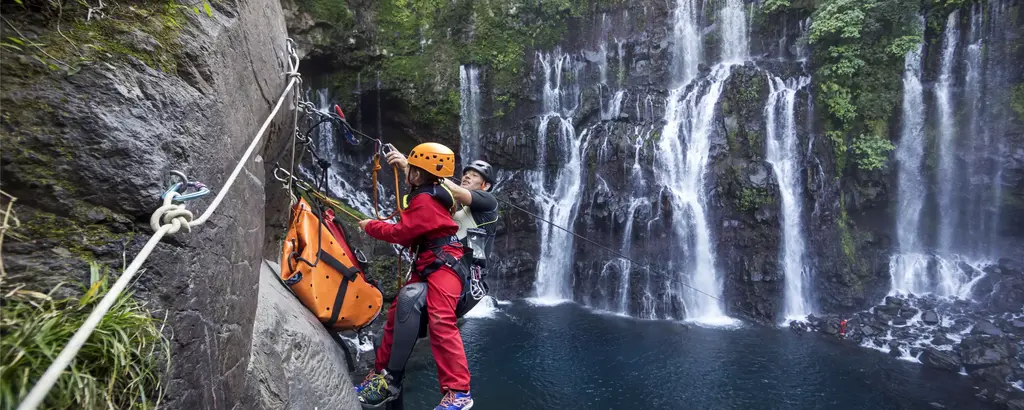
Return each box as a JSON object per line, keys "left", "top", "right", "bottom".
{"left": 354, "top": 249, "right": 368, "bottom": 264}
{"left": 380, "top": 143, "right": 396, "bottom": 157}
{"left": 167, "top": 170, "right": 189, "bottom": 194}
{"left": 273, "top": 166, "right": 293, "bottom": 183}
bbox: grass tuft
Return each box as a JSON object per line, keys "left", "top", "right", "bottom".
{"left": 0, "top": 262, "right": 170, "bottom": 410}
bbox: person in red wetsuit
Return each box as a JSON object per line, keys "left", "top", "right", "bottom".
{"left": 354, "top": 142, "right": 474, "bottom": 410}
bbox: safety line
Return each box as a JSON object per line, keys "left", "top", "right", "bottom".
{"left": 16, "top": 39, "right": 303, "bottom": 410}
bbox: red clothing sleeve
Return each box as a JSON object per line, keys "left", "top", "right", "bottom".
{"left": 363, "top": 194, "right": 446, "bottom": 247}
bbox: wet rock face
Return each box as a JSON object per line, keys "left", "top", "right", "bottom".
{"left": 921, "top": 347, "right": 962, "bottom": 372}
{"left": 974, "top": 259, "right": 1024, "bottom": 314}
{"left": 247, "top": 261, "right": 360, "bottom": 410}
{"left": 2, "top": 1, "right": 294, "bottom": 408}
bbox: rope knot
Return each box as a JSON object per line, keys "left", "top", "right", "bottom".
{"left": 150, "top": 193, "right": 195, "bottom": 235}
{"left": 373, "top": 155, "right": 383, "bottom": 172}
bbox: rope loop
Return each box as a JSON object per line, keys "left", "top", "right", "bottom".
{"left": 150, "top": 193, "right": 195, "bottom": 235}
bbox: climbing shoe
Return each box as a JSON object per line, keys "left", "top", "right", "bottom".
{"left": 354, "top": 370, "right": 378, "bottom": 394}
{"left": 434, "top": 390, "right": 473, "bottom": 410}
{"left": 357, "top": 369, "right": 400, "bottom": 409}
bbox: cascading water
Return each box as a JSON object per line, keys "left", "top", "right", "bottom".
{"left": 980, "top": 0, "right": 1013, "bottom": 259}
{"left": 667, "top": 0, "right": 701, "bottom": 86}
{"left": 890, "top": 35, "right": 929, "bottom": 295}
{"left": 890, "top": 11, "right": 974, "bottom": 298}
{"left": 889, "top": 3, "right": 1013, "bottom": 299}
{"left": 963, "top": 5, "right": 985, "bottom": 251}
{"left": 718, "top": 0, "right": 749, "bottom": 64}
{"left": 459, "top": 65, "right": 483, "bottom": 162}
{"left": 615, "top": 198, "right": 644, "bottom": 314}
{"left": 935, "top": 10, "right": 960, "bottom": 257}
{"left": 764, "top": 75, "right": 813, "bottom": 322}
{"left": 653, "top": 0, "right": 747, "bottom": 324}
{"left": 658, "top": 70, "right": 731, "bottom": 322}
{"left": 531, "top": 50, "right": 591, "bottom": 303}
{"left": 597, "top": 14, "right": 626, "bottom": 121}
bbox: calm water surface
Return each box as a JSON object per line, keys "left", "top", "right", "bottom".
{"left": 399, "top": 301, "right": 990, "bottom": 410}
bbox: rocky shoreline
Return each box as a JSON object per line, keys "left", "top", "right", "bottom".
{"left": 793, "top": 258, "right": 1024, "bottom": 410}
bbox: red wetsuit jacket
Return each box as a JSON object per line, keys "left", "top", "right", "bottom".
{"left": 363, "top": 193, "right": 464, "bottom": 265}
{"left": 363, "top": 190, "right": 471, "bottom": 392}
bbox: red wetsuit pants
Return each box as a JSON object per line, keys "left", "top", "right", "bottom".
{"left": 374, "top": 267, "right": 470, "bottom": 392}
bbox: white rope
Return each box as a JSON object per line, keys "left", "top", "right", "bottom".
{"left": 287, "top": 71, "right": 301, "bottom": 206}
{"left": 16, "top": 39, "right": 302, "bottom": 410}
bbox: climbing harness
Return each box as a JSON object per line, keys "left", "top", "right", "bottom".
{"left": 16, "top": 39, "right": 307, "bottom": 410}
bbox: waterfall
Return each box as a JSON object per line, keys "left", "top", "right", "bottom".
{"left": 764, "top": 75, "right": 813, "bottom": 321}
{"left": 889, "top": 3, "right": 1013, "bottom": 299}
{"left": 981, "top": 0, "right": 1013, "bottom": 259}
{"left": 652, "top": 0, "right": 748, "bottom": 324}
{"left": 615, "top": 198, "right": 644, "bottom": 314}
{"left": 459, "top": 65, "right": 482, "bottom": 162}
{"left": 935, "top": 10, "right": 960, "bottom": 256}
{"left": 531, "top": 50, "right": 590, "bottom": 303}
{"left": 667, "top": 0, "right": 702, "bottom": 86}
{"left": 890, "top": 36, "right": 928, "bottom": 295}
{"left": 598, "top": 15, "right": 625, "bottom": 121}
{"left": 964, "top": 6, "right": 985, "bottom": 253}
{"left": 719, "top": 0, "right": 749, "bottom": 64}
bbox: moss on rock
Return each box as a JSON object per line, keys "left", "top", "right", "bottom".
{"left": 0, "top": 0, "right": 198, "bottom": 79}
{"left": 735, "top": 187, "right": 774, "bottom": 213}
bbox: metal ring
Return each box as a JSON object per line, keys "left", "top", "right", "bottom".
{"left": 168, "top": 171, "right": 189, "bottom": 193}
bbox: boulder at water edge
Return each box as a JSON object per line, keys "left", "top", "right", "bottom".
{"left": 959, "top": 335, "right": 1017, "bottom": 386}
{"left": 972, "top": 320, "right": 1004, "bottom": 337}
{"left": 921, "top": 348, "right": 962, "bottom": 372}
{"left": 246, "top": 260, "right": 360, "bottom": 410}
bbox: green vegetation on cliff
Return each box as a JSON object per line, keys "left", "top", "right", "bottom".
{"left": 1012, "top": 83, "right": 1024, "bottom": 121}
{"left": 296, "top": 0, "right": 627, "bottom": 137}
{"left": 0, "top": 1, "right": 215, "bottom": 77}
{"left": 807, "top": 0, "right": 918, "bottom": 173}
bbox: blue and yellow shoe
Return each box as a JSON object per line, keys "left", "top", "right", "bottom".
{"left": 357, "top": 370, "right": 400, "bottom": 409}
{"left": 434, "top": 390, "right": 473, "bottom": 410}
{"left": 353, "top": 370, "right": 377, "bottom": 394}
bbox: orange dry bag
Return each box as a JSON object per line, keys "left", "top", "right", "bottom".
{"left": 280, "top": 196, "right": 383, "bottom": 332}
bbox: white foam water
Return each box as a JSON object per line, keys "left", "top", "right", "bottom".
{"left": 463, "top": 296, "right": 501, "bottom": 319}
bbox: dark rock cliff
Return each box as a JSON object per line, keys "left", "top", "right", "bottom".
{"left": 0, "top": 0, "right": 337, "bottom": 408}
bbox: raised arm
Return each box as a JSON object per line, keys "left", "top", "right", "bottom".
{"left": 442, "top": 178, "right": 474, "bottom": 206}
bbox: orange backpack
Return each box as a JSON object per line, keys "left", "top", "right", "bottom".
{"left": 280, "top": 197, "right": 383, "bottom": 332}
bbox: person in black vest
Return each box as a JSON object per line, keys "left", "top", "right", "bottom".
{"left": 440, "top": 159, "right": 498, "bottom": 315}
{"left": 384, "top": 152, "right": 498, "bottom": 314}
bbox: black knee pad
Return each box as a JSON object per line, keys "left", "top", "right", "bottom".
{"left": 396, "top": 282, "right": 427, "bottom": 323}
{"left": 388, "top": 282, "right": 427, "bottom": 373}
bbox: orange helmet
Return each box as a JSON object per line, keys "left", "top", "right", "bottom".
{"left": 407, "top": 142, "right": 455, "bottom": 178}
